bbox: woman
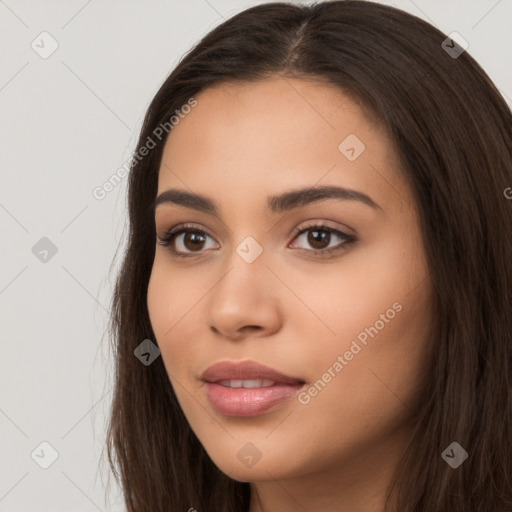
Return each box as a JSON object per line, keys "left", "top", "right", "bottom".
{"left": 104, "top": 1, "right": 512, "bottom": 511}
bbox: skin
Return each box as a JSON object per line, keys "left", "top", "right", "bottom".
{"left": 147, "top": 76, "right": 434, "bottom": 512}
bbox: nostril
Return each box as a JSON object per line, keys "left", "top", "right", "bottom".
{"left": 240, "top": 326, "right": 263, "bottom": 336}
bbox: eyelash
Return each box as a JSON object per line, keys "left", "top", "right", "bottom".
{"left": 156, "top": 222, "right": 356, "bottom": 259}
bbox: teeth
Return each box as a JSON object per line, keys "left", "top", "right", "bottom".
{"left": 218, "top": 379, "right": 276, "bottom": 388}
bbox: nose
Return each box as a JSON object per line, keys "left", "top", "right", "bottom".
{"left": 206, "top": 257, "right": 282, "bottom": 341}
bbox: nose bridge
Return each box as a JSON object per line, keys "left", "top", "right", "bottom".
{"left": 234, "top": 233, "right": 266, "bottom": 265}
{"left": 206, "top": 234, "right": 282, "bottom": 338}
{"left": 218, "top": 206, "right": 270, "bottom": 268}
{"left": 216, "top": 234, "right": 269, "bottom": 302}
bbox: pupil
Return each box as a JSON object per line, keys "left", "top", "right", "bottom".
{"left": 186, "top": 232, "right": 204, "bottom": 250}
{"left": 308, "top": 230, "right": 329, "bottom": 249}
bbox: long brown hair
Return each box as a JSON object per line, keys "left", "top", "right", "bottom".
{"left": 103, "top": 1, "right": 512, "bottom": 510}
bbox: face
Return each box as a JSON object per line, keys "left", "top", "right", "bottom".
{"left": 147, "top": 77, "right": 433, "bottom": 485}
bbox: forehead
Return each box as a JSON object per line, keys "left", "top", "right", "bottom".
{"left": 157, "top": 77, "right": 409, "bottom": 217}
{"left": 163, "top": 77, "right": 369, "bottom": 157}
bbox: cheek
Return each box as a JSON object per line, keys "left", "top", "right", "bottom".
{"left": 147, "top": 264, "right": 171, "bottom": 339}
{"left": 286, "top": 232, "right": 432, "bottom": 413}
{"left": 285, "top": 249, "right": 428, "bottom": 355}
{"left": 285, "top": 289, "right": 431, "bottom": 471}
{"left": 147, "top": 262, "right": 192, "bottom": 369}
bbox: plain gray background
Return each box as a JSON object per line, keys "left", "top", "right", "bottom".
{"left": 1, "top": 0, "right": 511, "bottom": 510}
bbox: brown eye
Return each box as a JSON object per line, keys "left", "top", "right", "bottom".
{"left": 181, "top": 231, "right": 207, "bottom": 251}
{"left": 157, "top": 226, "right": 218, "bottom": 257}
{"left": 305, "top": 229, "right": 330, "bottom": 250}
{"left": 290, "top": 223, "right": 356, "bottom": 255}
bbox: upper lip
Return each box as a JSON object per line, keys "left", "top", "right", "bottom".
{"left": 201, "top": 360, "right": 305, "bottom": 385}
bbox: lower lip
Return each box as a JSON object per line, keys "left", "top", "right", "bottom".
{"left": 204, "top": 382, "right": 304, "bottom": 417}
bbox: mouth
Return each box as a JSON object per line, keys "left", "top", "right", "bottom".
{"left": 201, "top": 360, "right": 306, "bottom": 417}
{"left": 215, "top": 379, "right": 282, "bottom": 388}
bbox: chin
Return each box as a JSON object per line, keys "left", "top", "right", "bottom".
{"left": 205, "top": 447, "right": 302, "bottom": 483}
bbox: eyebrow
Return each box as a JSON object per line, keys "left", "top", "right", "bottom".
{"left": 153, "top": 185, "right": 382, "bottom": 215}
